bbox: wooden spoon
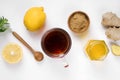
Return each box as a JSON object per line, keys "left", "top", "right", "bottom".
{"left": 12, "top": 31, "right": 44, "bottom": 61}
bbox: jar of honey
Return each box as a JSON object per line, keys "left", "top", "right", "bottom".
{"left": 85, "top": 40, "right": 109, "bottom": 60}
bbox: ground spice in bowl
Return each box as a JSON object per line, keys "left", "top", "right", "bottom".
{"left": 68, "top": 11, "right": 90, "bottom": 33}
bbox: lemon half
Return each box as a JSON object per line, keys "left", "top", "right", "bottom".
{"left": 2, "top": 43, "right": 23, "bottom": 64}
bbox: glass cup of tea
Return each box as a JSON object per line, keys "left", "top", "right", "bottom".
{"left": 41, "top": 28, "right": 72, "bottom": 67}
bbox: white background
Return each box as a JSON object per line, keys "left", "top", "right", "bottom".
{"left": 0, "top": 0, "right": 120, "bottom": 80}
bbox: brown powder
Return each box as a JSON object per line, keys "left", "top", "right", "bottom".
{"left": 68, "top": 11, "right": 90, "bottom": 33}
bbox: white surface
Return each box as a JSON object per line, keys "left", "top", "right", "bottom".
{"left": 0, "top": 0, "right": 120, "bottom": 80}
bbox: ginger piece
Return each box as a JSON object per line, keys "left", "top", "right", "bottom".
{"left": 105, "top": 27, "right": 120, "bottom": 40}
{"left": 102, "top": 12, "right": 120, "bottom": 40}
{"left": 111, "top": 44, "right": 120, "bottom": 56}
{"left": 101, "top": 12, "right": 120, "bottom": 28}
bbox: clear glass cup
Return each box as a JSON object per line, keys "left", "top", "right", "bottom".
{"left": 41, "top": 28, "right": 72, "bottom": 67}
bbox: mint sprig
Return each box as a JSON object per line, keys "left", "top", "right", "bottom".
{"left": 0, "top": 16, "right": 9, "bottom": 32}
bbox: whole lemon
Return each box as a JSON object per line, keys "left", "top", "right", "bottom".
{"left": 24, "top": 7, "right": 46, "bottom": 31}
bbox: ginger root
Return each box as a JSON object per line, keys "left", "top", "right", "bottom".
{"left": 101, "top": 12, "right": 120, "bottom": 40}
{"left": 102, "top": 12, "right": 120, "bottom": 27}
{"left": 105, "top": 27, "right": 120, "bottom": 40}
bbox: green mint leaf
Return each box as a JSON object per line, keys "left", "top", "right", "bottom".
{"left": 0, "top": 16, "right": 9, "bottom": 32}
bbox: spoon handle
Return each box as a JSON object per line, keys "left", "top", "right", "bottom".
{"left": 12, "top": 31, "right": 35, "bottom": 53}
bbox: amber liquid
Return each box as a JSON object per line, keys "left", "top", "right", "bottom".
{"left": 42, "top": 29, "right": 71, "bottom": 58}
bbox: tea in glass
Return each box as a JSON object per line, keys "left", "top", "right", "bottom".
{"left": 41, "top": 28, "right": 71, "bottom": 58}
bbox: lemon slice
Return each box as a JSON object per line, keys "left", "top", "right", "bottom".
{"left": 2, "top": 43, "right": 23, "bottom": 64}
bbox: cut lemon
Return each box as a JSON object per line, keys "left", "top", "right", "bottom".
{"left": 2, "top": 43, "right": 23, "bottom": 64}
